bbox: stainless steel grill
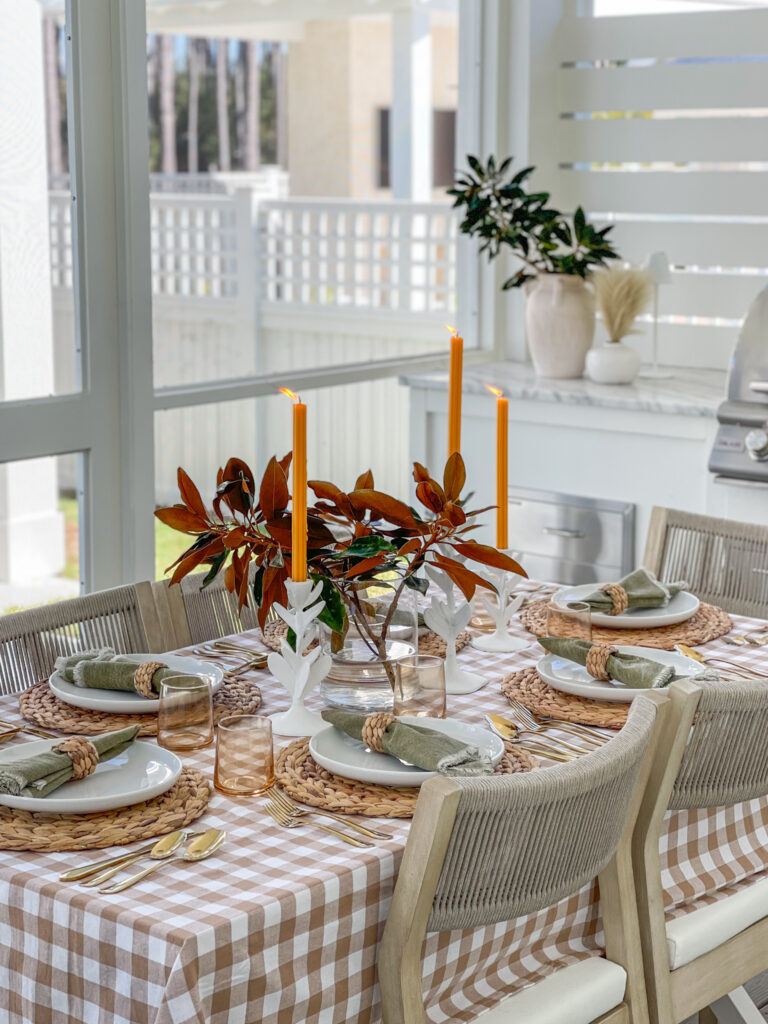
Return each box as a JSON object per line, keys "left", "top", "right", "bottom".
{"left": 709, "top": 285, "right": 768, "bottom": 486}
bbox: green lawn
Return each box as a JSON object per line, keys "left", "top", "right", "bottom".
{"left": 59, "top": 497, "right": 193, "bottom": 581}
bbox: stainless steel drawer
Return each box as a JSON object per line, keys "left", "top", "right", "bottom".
{"left": 520, "top": 553, "right": 623, "bottom": 587}
{"left": 507, "top": 487, "right": 634, "bottom": 583}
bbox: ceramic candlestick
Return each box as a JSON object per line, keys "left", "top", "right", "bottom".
{"left": 470, "top": 567, "right": 528, "bottom": 653}
{"left": 267, "top": 579, "right": 330, "bottom": 737}
{"left": 423, "top": 565, "right": 488, "bottom": 695}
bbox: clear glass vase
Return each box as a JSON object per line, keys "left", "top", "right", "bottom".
{"left": 319, "top": 586, "right": 417, "bottom": 713}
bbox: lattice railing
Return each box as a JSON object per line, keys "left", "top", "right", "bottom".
{"left": 48, "top": 192, "right": 458, "bottom": 313}
{"left": 258, "top": 199, "right": 458, "bottom": 314}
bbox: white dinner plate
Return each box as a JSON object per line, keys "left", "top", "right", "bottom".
{"left": 551, "top": 584, "right": 700, "bottom": 629}
{"left": 310, "top": 717, "right": 505, "bottom": 787}
{"left": 0, "top": 739, "right": 181, "bottom": 813}
{"left": 49, "top": 653, "right": 224, "bottom": 714}
{"left": 538, "top": 645, "right": 703, "bottom": 703}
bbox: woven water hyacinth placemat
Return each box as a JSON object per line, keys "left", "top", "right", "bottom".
{"left": 262, "top": 619, "right": 471, "bottom": 657}
{"left": 19, "top": 677, "right": 262, "bottom": 736}
{"left": 501, "top": 666, "right": 628, "bottom": 730}
{"left": 0, "top": 766, "right": 210, "bottom": 852}
{"left": 520, "top": 600, "right": 732, "bottom": 651}
{"left": 275, "top": 738, "right": 536, "bottom": 819}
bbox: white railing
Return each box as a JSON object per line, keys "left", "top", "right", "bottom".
{"left": 50, "top": 167, "right": 289, "bottom": 196}
{"left": 258, "top": 199, "right": 457, "bottom": 315}
{"left": 48, "top": 190, "right": 458, "bottom": 315}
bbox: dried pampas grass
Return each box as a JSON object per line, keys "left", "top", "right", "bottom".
{"left": 594, "top": 267, "right": 653, "bottom": 342}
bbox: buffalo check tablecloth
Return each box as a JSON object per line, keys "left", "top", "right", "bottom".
{"left": 2, "top": 583, "right": 768, "bottom": 1024}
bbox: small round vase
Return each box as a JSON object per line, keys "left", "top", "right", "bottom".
{"left": 525, "top": 274, "right": 596, "bottom": 379}
{"left": 585, "top": 340, "right": 641, "bottom": 385}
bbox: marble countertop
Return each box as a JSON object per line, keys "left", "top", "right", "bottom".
{"left": 403, "top": 362, "right": 727, "bottom": 418}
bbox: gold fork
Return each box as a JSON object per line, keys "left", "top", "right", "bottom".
{"left": 263, "top": 794, "right": 373, "bottom": 848}
{"left": 268, "top": 787, "right": 393, "bottom": 841}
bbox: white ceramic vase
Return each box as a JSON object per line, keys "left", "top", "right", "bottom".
{"left": 525, "top": 274, "right": 596, "bottom": 379}
{"left": 585, "top": 340, "right": 641, "bottom": 385}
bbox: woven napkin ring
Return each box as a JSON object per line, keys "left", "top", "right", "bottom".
{"left": 601, "top": 583, "right": 629, "bottom": 616}
{"left": 133, "top": 661, "right": 165, "bottom": 699}
{"left": 361, "top": 713, "right": 396, "bottom": 753}
{"left": 52, "top": 737, "right": 99, "bottom": 780}
{"left": 585, "top": 644, "right": 618, "bottom": 682}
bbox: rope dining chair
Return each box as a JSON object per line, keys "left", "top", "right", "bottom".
{"left": 643, "top": 507, "right": 768, "bottom": 617}
{"left": 0, "top": 583, "right": 162, "bottom": 696}
{"left": 632, "top": 677, "right": 768, "bottom": 1024}
{"left": 152, "top": 567, "right": 262, "bottom": 649}
{"left": 379, "top": 692, "right": 666, "bottom": 1024}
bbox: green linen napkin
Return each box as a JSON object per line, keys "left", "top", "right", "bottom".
{"left": 54, "top": 649, "right": 179, "bottom": 696}
{"left": 321, "top": 709, "right": 493, "bottom": 777}
{"left": 0, "top": 725, "right": 140, "bottom": 798}
{"left": 583, "top": 567, "right": 688, "bottom": 614}
{"left": 540, "top": 636, "right": 676, "bottom": 689}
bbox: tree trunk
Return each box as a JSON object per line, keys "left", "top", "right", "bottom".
{"left": 216, "top": 39, "right": 231, "bottom": 172}
{"left": 158, "top": 34, "right": 177, "bottom": 175}
{"left": 245, "top": 41, "right": 260, "bottom": 170}
{"left": 187, "top": 39, "right": 201, "bottom": 174}
{"left": 274, "top": 42, "right": 287, "bottom": 170}
{"left": 43, "top": 16, "right": 63, "bottom": 178}
{"left": 234, "top": 41, "right": 246, "bottom": 168}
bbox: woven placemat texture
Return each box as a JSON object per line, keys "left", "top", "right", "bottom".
{"left": 275, "top": 738, "right": 537, "bottom": 819}
{"left": 19, "top": 676, "right": 262, "bottom": 736}
{"left": 0, "top": 766, "right": 210, "bottom": 852}
{"left": 262, "top": 619, "right": 471, "bottom": 657}
{"left": 501, "top": 666, "right": 628, "bottom": 729}
{"left": 520, "top": 599, "right": 732, "bottom": 650}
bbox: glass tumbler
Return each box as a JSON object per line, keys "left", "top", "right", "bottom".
{"left": 214, "top": 714, "right": 274, "bottom": 795}
{"left": 546, "top": 600, "right": 592, "bottom": 641}
{"left": 157, "top": 674, "right": 214, "bottom": 752}
{"left": 393, "top": 654, "right": 447, "bottom": 719}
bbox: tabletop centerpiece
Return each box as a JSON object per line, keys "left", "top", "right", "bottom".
{"left": 156, "top": 452, "right": 524, "bottom": 710}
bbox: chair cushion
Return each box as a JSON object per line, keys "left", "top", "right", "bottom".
{"left": 473, "top": 957, "right": 626, "bottom": 1024}
{"left": 667, "top": 874, "right": 768, "bottom": 970}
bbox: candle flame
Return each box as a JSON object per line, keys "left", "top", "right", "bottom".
{"left": 445, "top": 323, "right": 458, "bottom": 336}
{"left": 279, "top": 387, "right": 300, "bottom": 402}
{"left": 484, "top": 383, "right": 504, "bottom": 398}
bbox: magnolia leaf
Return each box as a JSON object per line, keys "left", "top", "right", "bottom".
{"left": 259, "top": 456, "right": 290, "bottom": 521}
{"left": 354, "top": 469, "right": 374, "bottom": 491}
{"left": 309, "top": 479, "right": 344, "bottom": 503}
{"left": 333, "top": 535, "right": 395, "bottom": 559}
{"left": 201, "top": 551, "right": 227, "bottom": 589}
{"left": 404, "top": 574, "right": 429, "bottom": 595}
{"left": 416, "top": 480, "right": 446, "bottom": 514}
{"left": 452, "top": 542, "right": 527, "bottom": 576}
{"left": 155, "top": 505, "right": 208, "bottom": 535}
{"left": 412, "top": 462, "right": 431, "bottom": 483}
{"left": 344, "top": 554, "right": 387, "bottom": 579}
{"left": 443, "top": 452, "right": 466, "bottom": 502}
{"left": 432, "top": 554, "right": 495, "bottom": 602}
{"left": 310, "top": 572, "right": 346, "bottom": 635}
{"left": 348, "top": 489, "right": 417, "bottom": 529}
{"left": 177, "top": 468, "right": 208, "bottom": 520}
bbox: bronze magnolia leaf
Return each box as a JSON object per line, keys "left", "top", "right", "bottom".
{"left": 155, "top": 505, "right": 208, "bottom": 535}
{"left": 177, "top": 467, "right": 208, "bottom": 520}
{"left": 259, "top": 456, "right": 290, "bottom": 521}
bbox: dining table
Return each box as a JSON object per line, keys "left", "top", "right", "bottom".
{"left": 1, "top": 580, "right": 768, "bottom": 1024}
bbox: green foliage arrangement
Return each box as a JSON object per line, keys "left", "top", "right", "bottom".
{"left": 449, "top": 155, "right": 619, "bottom": 290}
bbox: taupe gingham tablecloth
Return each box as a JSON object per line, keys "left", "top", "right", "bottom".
{"left": 2, "top": 585, "right": 768, "bottom": 1024}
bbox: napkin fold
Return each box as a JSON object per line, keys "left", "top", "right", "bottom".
{"left": 321, "top": 709, "right": 494, "bottom": 777}
{"left": 0, "top": 725, "right": 141, "bottom": 798}
{"left": 55, "top": 649, "right": 178, "bottom": 697}
{"left": 540, "top": 636, "right": 676, "bottom": 689}
{"left": 583, "top": 567, "right": 688, "bottom": 615}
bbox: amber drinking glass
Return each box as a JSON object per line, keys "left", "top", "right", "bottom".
{"left": 393, "top": 654, "right": 447, "bottom": 719}
{"left": 157, "top": 674, "right": 214, "bottom": 752}
{"left": 214, "top": 714, "right": 275, "bottom": 795}
{"left": 546, "top": 600, "right": 592, "bottom": 641}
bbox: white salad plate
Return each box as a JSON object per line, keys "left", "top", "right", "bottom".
{"left": 309, "top": 717, "right": 505, "bottom": 787}
{"left": 551, "top": 584, "right": 700, "bottom": 629}
{"left": 0, "top": 739, "right": 181, "bottom": 813}
{"left": 48, "top": 653, "right": 224, "bottom": 714}
{"left": 538, "top": 645, "right": 703, "bottom": 703}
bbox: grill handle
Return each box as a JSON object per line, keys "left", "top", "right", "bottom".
{"left": 542, "top": 526, "right": 586, "bottom": 540}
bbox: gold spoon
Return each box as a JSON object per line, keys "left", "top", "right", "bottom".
{"left": 78, "top": 829, "right": 199, "bottom": 888}
{"left": 99, "top": 829, "right": 226, "bottom": 894}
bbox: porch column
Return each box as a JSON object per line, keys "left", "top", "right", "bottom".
{"left": 390, "top": 7, "right": 432, "bottom": 200}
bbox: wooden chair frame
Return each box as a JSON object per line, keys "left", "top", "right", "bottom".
{"left": 633, "top": 679, "right": 768, "bottom": 1024}
{"left": 379, "top": 690, "right": 668, "bottom": 1024}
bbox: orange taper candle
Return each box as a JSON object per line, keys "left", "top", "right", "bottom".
{"left": 485, "top": 384, "right": 508, "bottom": 549}
{"left": 280, "top": 388, "right": 307, "bottom": 581}
{"left": 446, "top": 325, "right": 463, "bottom": 456}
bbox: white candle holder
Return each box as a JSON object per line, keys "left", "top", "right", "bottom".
{"left": 267, "top": 579, "right": 331, "bottom": 737}
{"left": 470, "top": 566, "right": 528, "bottom": 653}
{"left": 423, "top": 565, "right": 488, "bottom": 694}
